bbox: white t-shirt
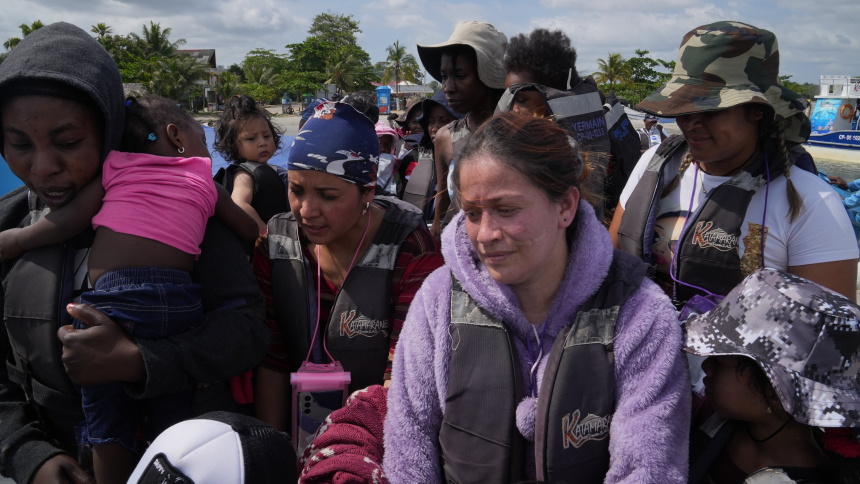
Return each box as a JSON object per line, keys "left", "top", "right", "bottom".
{"left": 620, "top": 146, "right": 858, "bottom": 288}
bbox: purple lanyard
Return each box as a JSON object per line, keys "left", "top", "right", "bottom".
{"left": 669, "top": 154, "right": 770, "bottom": 297}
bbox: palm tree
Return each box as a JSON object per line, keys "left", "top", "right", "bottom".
{"left": 244, "top": 64, "right": 282, "bottom": 90}
{"left": 380, "top": 40, "right": 419, "bottom": 95}
{"left": 130, "top": 21, "right": 186, "bottom": 58}
{"left": 324, "top": 49, "right": 364, "bottom": 93}
{"left": 4, "top": 20, "right": 43, "bottom": 51}
{"left": 214, "top": 71, "right": 245, "bottom": 101}
{"left": 2, "top": 37, "right": 20, "bottom": 51}
{"left": 90, "top": 23, "right": 113, "bottom": 38}
{"left": 143, "top": 54, "right": 209, "bottom": 101}
{"left": 593, "top": 53, "right": 631, "bottom": 87}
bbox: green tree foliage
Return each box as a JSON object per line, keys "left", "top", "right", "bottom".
{"left": 286, "top": 36, "right": 334, "bottom": 75}
{"left": 228, "top": 63, "right": 246, "bottom": 82}
{"left": 246, "top": 84, "right": 276, "bottom": 104}
{"left": 325, "top": 48, "right": 365, "bottom": 93}
{"left": 284, "top": 13, "right": 378, "bottom": 95}
{"left": 245, "top": 64, "right": 282, "bottom": 89}
{"left": 3, "top": 20, "right": 44, "bottom": 52}
{"left": 95, "top": 22, "right": 205, "bottom": 104}
{"left": 2, "top": 20, "right": 44, "bottom": 65}
{"left": 130, "top": 21, "right": 186, "bottom": 58}
{"left": 592, "top": 50, "right": 675, "bottom": 105}
{"left": 244, "top": 48, "right": 288, "bottom": 72}
{"left": 143, "top": 54, "right": 210, "bottom": 101}
{"left": 282, "top": 71, "right": 321, "bottom": 100}
{"left": 91, "top": 23, "right": 112, "bottom": 37}
{"left": 98, "top": 34, "right": 148, "bottom": 81}
{"left": 214, "top": 71, "right": 245, "bottom": 101}
{"left": 307, "top": 12, "right": 360, "bottom": 50}
{"left": 593, "top": 53, "right": 631, "bottom": 87}
{"left": 380, "top": 40, "right": 419, "bottom": 95}
{"left": 779, "top": 75, "right": 814, "bottom": 97}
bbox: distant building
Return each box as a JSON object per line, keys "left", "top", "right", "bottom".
{"left": 176, "top": 49, "right": 226, "bottom": 110}
{"left": 176, "top": 49, "right": 216, "bottom": 68}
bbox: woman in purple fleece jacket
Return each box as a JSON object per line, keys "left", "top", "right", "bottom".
{"left": 383, "top": 114, "right": 691, "bottom": 483}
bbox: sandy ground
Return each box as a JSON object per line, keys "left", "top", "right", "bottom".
{"left": 194, "top": 112, "right": 302, "bottom": 137}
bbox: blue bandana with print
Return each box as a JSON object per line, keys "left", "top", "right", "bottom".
{"left": 288, "top": 102, "right": 379, "bottom": 187}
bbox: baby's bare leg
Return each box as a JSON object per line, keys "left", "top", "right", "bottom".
{"left": 255, "top": 366, "right": 291, "bottom": 432}
{"left": 93, "top": 442, "right": 135, "bottom": 484}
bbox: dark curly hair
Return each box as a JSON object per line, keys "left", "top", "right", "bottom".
{"left": 214, "top": 95, "right": 282, "bottom": 163}
{"left": 505, "top": 28, "right": 580, "bottom": 91}
{"left": 120, "top": 95, "right": 196, "bottom": 154}
{"left": 343, "top": 91, "right": 379, "bottom": 124}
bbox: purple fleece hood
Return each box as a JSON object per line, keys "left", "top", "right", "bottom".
{"left": 383, "top": 202, "right": 691, "bottom": 483}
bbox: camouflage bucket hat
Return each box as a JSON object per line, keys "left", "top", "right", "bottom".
{"left": 637, "top": 21, "right": 811, "bottom": 143}
{"left": 684, "top": 269, "right": 860, "bottom": 428}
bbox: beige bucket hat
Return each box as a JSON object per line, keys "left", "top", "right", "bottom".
{"left": 417, "top": 21, "right": 508, "bottom": 90}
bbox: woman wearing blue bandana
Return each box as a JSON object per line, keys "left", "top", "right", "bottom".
{"left": 251, "top": 102, "right": 443, "bottom": 431}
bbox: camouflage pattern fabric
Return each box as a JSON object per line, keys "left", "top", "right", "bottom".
{"left": 684, "top": 269, "right": 860, "bottom": 428}
{"left": 637, "top": 21, "right": 811, "bottom": 144}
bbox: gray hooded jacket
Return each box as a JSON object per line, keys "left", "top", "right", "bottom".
{"left": 0, "top": 23, "right": 269, "bottom": 484}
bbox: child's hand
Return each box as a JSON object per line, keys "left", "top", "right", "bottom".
{"left": 0, "top": 228, "right": 25, "bottom": 261}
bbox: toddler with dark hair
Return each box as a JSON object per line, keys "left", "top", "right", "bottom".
{"left": 0, "top": 95, "right": 258, "bottom": 484}
{"left": 214, "top": 94, "right": 288, "bottom": 232}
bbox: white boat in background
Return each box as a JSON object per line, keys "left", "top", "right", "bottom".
{"left": 806, "top": 76, "right": 860, "bottom": 151}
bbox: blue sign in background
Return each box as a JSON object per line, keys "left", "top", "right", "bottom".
{"left": 0, "top": 127, "right": 295, "bottom": 197}
{"left": 811, "top": 99, "right": 840, "bottom": 135}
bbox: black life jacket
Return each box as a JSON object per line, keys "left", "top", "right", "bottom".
{"left": 689, "top": 413, "right": 837, "bottom": 484}
{"left": 439, "top": 249, "right": 648, "bottom": 483}
{"left": 267, "top": 197, "right": 423, "bottom": 394}
{"left": 402, "top": 146, "right": 436, "bottom": 221}
{"left": 4, "top": 196, "right": 88, "bottom": 454}
{"left": 604, "top": 101, "right": 644, "bottom": 208}
{"left": 214, "top": 161, "right": 289, "bottom": 224}
{"left": 616, "top": 136, "right": 814, "bottom": 303}
{"left": 497, "top": 79, "right": 638, "bottom": 213}
{"left": 2, "top": 192, "right": 250, "bottom": 456}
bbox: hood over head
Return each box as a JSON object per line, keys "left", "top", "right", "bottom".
{"left": 0, "top": 22, "right": 125, "bottom": 162}
{"left": 418, "top": 89, "right": 464, "bottom": 146}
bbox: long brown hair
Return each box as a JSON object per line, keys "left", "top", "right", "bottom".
{"left": 452, "top": 113, "right": 595, "bottom": 240}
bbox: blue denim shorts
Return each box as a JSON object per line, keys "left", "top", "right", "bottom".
{"left": 74, "top": 267, "right": 202, "bottom": 450}
{"left": 76, "top": 267, "right": 203, "bottom": 338}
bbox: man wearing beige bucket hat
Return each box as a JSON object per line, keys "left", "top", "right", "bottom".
{"left": 417, "top": 21, "right": 507, "bottom": 238}
{"left": 610, "top": 21, "right": 858, "bottom": 306}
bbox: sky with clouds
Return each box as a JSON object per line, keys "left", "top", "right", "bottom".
{"left": 1, "top": 0, "right": 856, "bottom": 84}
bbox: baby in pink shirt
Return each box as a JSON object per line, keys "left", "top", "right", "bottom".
{"left": 0, "top": 96, "right": 258, "bottom": 484}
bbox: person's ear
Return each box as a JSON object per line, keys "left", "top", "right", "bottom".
{"left": 164, "top": 124, "right": 184, "bottom": 153}
{"left": 559, "top": 186, "right": 580, "bottom": 229}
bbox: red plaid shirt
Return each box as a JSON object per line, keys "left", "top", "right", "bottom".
{"left": 253, "top": 217, "right": 442, "bottom": 382}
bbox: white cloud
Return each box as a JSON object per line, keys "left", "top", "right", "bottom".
{"left": 1, "top": 0, "right": 855, "bottom": 82}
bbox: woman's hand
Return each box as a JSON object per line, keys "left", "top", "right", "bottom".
{"left": 58, "top": 304, "right": 146, "bottom": 386}
{"left": 0, "top": 228, "right": 25, "bottom": 261}
{"left": 33, "top": 455, "right": 95, "bottom": 484}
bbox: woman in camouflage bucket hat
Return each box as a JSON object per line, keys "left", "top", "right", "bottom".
{"left": 684, "top": 269, "right": 860, "bottom": 483}
{"left": 610, "top": 21, "right": 858, "bottom": 305}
